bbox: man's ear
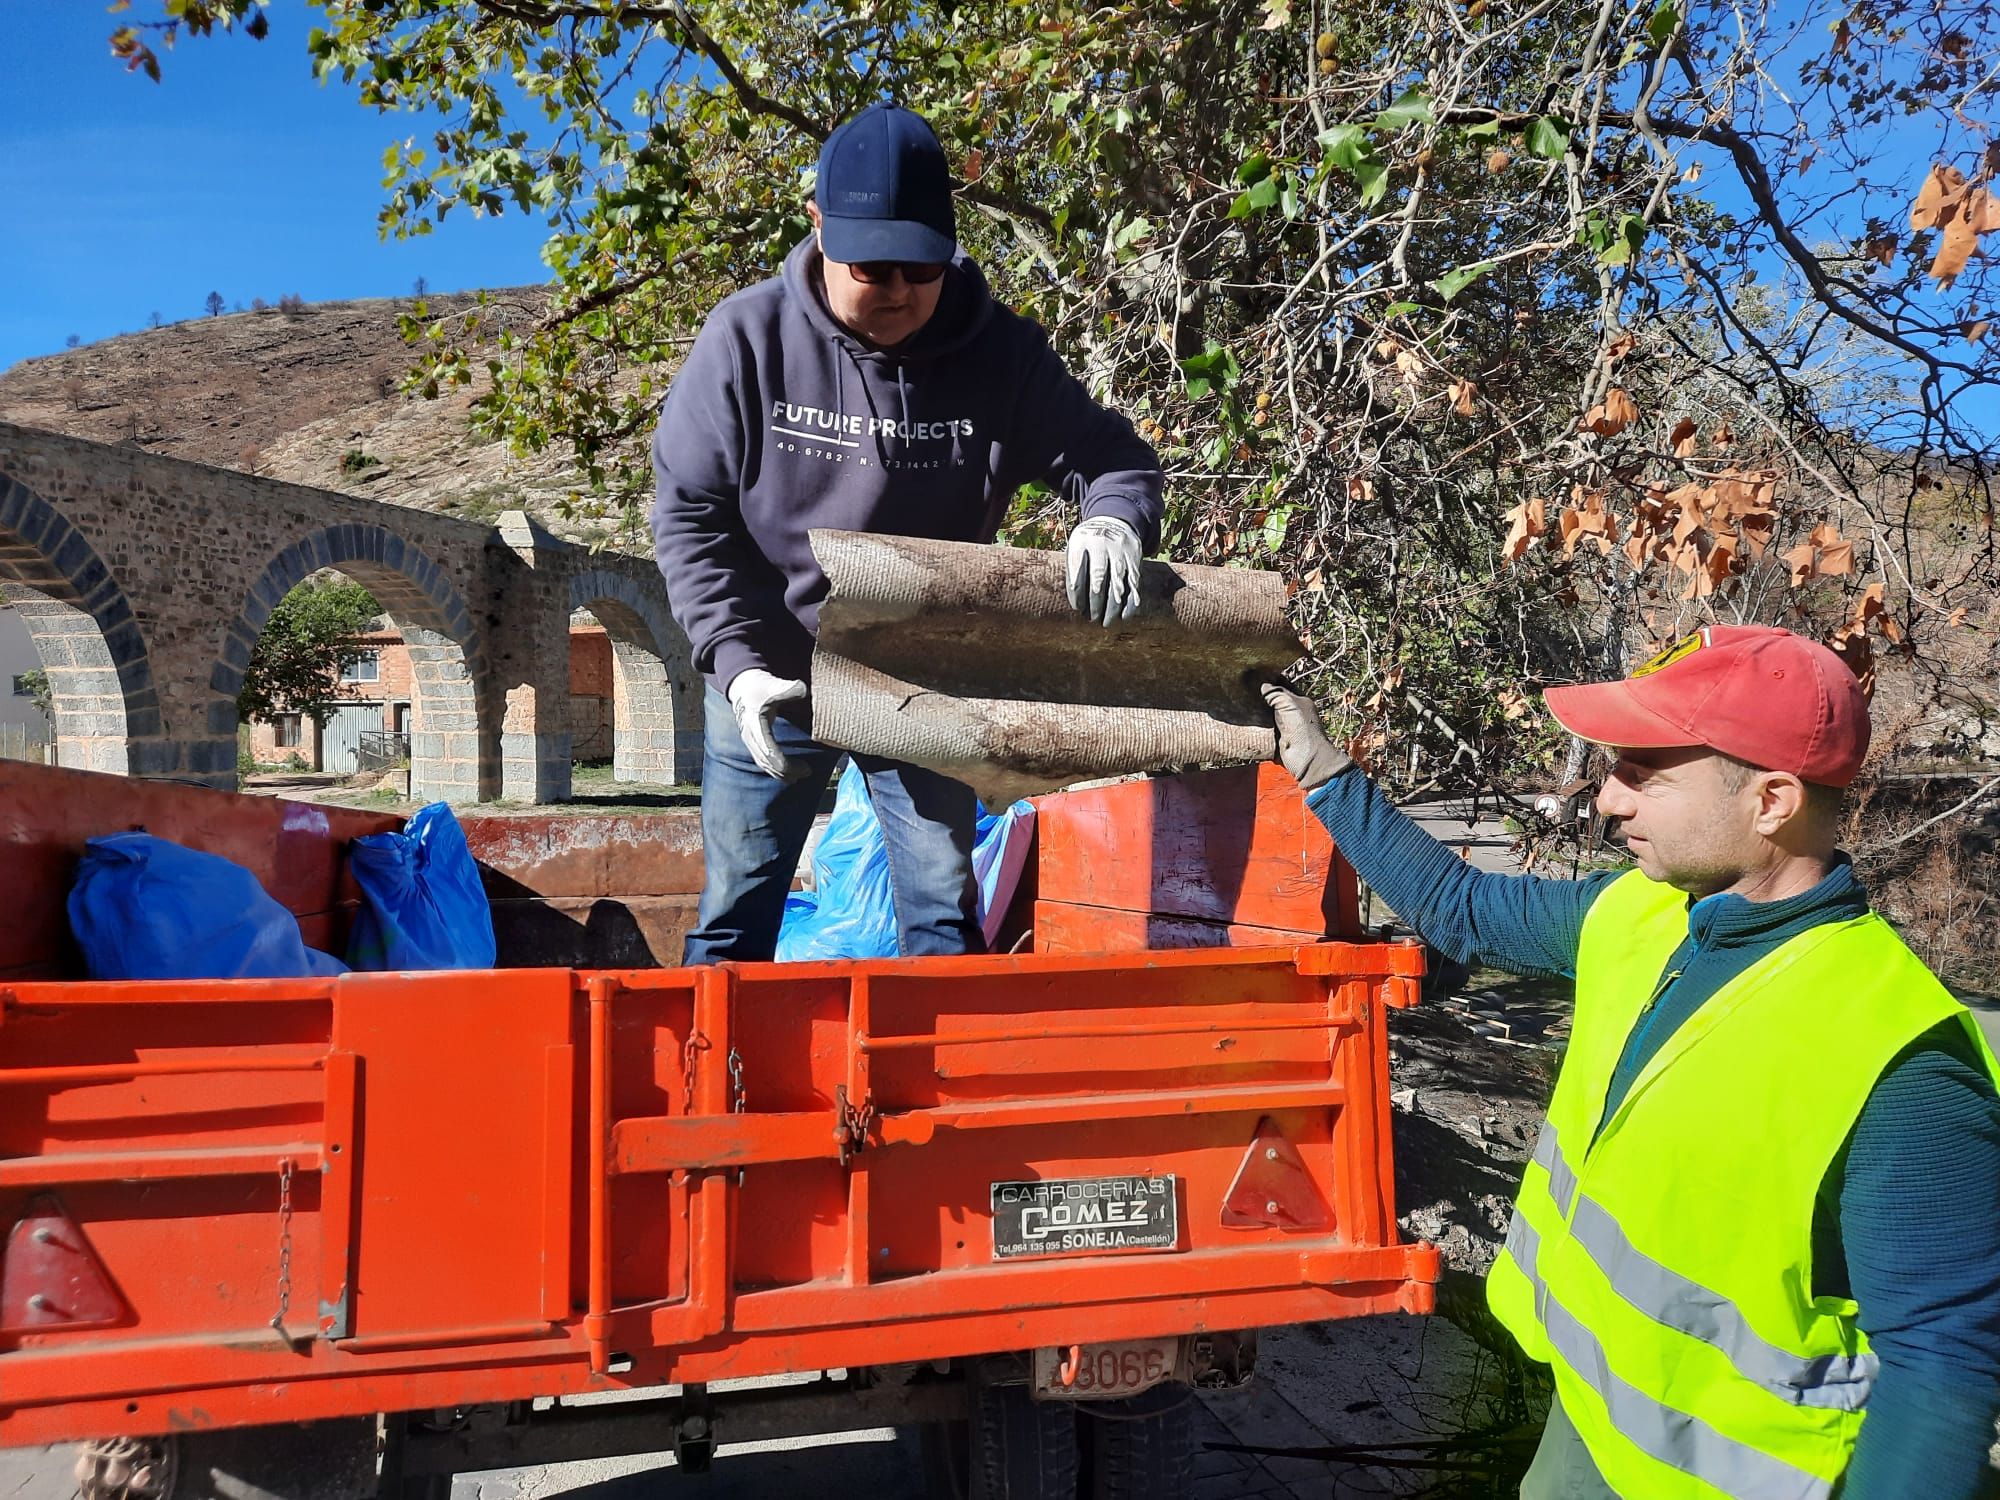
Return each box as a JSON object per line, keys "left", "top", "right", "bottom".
{"left": 806, "top": 200, "right": 822, "bottom": 228}
{"left": 1753, "top": 771, "right": 1809, "bottom": 838}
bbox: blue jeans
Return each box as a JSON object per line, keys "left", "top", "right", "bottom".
{"left": 683, "top": 687, "right": 983, "bottom": 964}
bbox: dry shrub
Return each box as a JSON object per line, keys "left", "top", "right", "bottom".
{"left": 1849, "top": 773, "right": 2000, "bottom": 994}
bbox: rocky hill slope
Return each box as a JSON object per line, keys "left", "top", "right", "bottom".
{"left": 0, "top": 291, "right": 612, "bottom": 535}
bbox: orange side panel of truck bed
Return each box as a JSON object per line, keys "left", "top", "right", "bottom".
{"left": 0, "top": 759, "right": 1436, "bottom": 1448}
{"left": 0, "top": 943, "right": 1433, "bottom": 1445}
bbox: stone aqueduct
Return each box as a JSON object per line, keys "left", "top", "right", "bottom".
{"left": 0, "top": 422, "right": 702, "bottom": 803}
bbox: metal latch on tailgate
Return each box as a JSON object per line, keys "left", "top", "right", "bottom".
{"left": 833, "top": 1085, "right": 875, "bottom": 1166}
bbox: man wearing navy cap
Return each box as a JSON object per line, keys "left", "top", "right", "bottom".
{"left": 652, "top": 102, "right": 1164, "bottom": 964}
{"left": 1264, "top": 628, "right": 2000, "bottom": 1498}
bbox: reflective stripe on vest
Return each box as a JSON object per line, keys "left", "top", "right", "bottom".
{"left": 1516, "top": 1122, "right": 1877, "bottom": 1411}
{"left": 1509, "top": 1215, "right": 1834, "bottom": 1500}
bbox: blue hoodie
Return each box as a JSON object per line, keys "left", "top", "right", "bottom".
{"left": 650, "top": 236, "right": 1165, "bottom": 693}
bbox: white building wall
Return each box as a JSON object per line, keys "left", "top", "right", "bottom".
{"left": 0, "top": 605, "right": 53, "bottom": 742}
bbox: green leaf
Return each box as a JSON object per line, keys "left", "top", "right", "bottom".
{"left": 1112, "top": 215, "right": 1153, "bottom": 255}
{"left": 1228, "top": 176, "right": 1283, "bottom": 217}
{"left": 1236, "top": 151, "right": 1273, "bottom": 186}
{"left": 1383, "top": 300, "right": 1422, "bottom": 318}
{"left": 1525, "top": 116, "right": 1571, "bottom": 159}
{"left": 1353, "top": 159, "right": 1390, "bottom": 208}
{"left": 1463, "top": 118, "right": 1502, "bottom": 139}
{"left": 1433, "top": 260, "right": 1493, "bottom": 302}
{"left": 1317, "top": 124, "right": 1369, "bottom": 170}
{"left": 1374, "top": 88, "right": 1434, "bottom": 131}
{"left": 1647, "top": 0, "right": 1680, "bottom": 49}
{"left": 1181, "top": 341, "right": 1240, "bottom": 398}
{"left": 1262, "top": 505, "right": 1295, "bottom": 551}
{"left": 1280, "top": 176, "right": 1301, "bottom": 219}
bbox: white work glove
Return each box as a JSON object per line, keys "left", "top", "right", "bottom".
{"left": 1065, "top": 516, "right": 1144, "bottom": 626}
{"left": 727, "top": 668, "right": 809, "bottom": 781}
{"left": 1262, "top": 682, "right": 1355, "bottom": 791}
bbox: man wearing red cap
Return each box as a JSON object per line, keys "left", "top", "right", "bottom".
{"left": 1265, "top": 626, "right": 2000, "bottom": 1499}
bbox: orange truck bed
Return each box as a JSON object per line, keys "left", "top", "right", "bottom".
{"left": 0, "top": 759, "right": 1435, "bottom": 1491}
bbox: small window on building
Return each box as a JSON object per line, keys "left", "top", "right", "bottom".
{"left": 10, "top": 675, "right": 32, "bottom": 698}
{"left": 275, "top": 715, "right": 302, "bottom": 749}
{"left": 341, "top": 650, "right": 381, "bottom": 684}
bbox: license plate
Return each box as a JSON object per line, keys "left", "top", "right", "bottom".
{"left": 1033, "top": 1338, "right": 1181, "bottom": 1400}
{"left": 989, "top": 1174, "right": 1180, "bottom": 1260}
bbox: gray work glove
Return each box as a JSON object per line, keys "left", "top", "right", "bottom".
{"left": 727, "top": 667, "right": 809, "bottom": 781}
{"left": 1262, "top": 681, "right": 1354, "bottom": 791}
{"left": 1065, "top": 516, "right": 1144, "bottom": 626}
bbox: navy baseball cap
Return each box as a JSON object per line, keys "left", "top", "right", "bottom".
{"left": 815, "top": 103, "right": 957, "bottom": 265}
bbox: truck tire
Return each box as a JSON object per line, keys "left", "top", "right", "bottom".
{"left": 1081, "top": 1385, "right": 1196, "bottom": 1500}
{"left": 919, "top": 1381, "right": 1078, "bottom": 1500}
{"left": 75, "top": 1419, "right": 378, "bottom": 1500}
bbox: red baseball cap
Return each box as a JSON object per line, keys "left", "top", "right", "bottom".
{"left": 1542, "top": 625, "right": 1870, "bottom": 786}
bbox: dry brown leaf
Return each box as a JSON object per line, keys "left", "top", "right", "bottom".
{"left": 1669, "top": 484, "right": 1709, "bottom": 547}
{"left": 1738, "top": 512, "right": 1774, "bottom": 561}
{"left": 1851, "top": 581, "right": 1903, "bottom": 643}
{"left": 1347, "top": 474, "right": 1376, "bottom": 503}
{"left": 1712, "top": 419, "right": 1736, "bottom": 448}
{"left": 1830, "top": 628, "right": 1876, "bottom": 698}
{"left": 1607, "top": 332, "right": 1637, "bottom": 361}
{"left": 1810, "top": 521, "right": 1855, "bottom": 576}
{"left": 1625, "top": 532, "right": 1653, "bottom": 571}
{"left": 1561, "top": 491, "right": 1620, "bottom": 557}
{"left": 1706, "top": 529, "right": 1741, "bottom": 588}
{"left": 1500, "top": 496, "right": 1547, "bottom": 563}
{"left": 1450, "top": 378, "right": 1479, "bottom": 416}
{"left": 1711, "top": 468, "right": 1779, "bottom": 522}
{"left": 1584, "top": 388, "right": 1639, "bottom": 437}
{"left": 1669, "top": 418, "right": 1699, "bottom": 457}
{"left": 1932, "top": 215, "right": 1980, "bottom": 286}
{"left": 1783, "top": 540, "right": 1818, "bottom": 586}
{"left": 1394, "top": 349, "right": 1424, "bottom": 386}
{"left": 1966, "top": 319, "right": 1991, "bottom": 343}
{"left": 1863, "top": 233, "right": 1898, "bottom": 267}
{"left": 1680, "top": 553, "right": 1716, "bottom": 599}
{"left": 1949, "top": 606, "right": 1970, "bottom": 626}
{"left": 1912, "top": 164, "right": 1963, "bottom": 231}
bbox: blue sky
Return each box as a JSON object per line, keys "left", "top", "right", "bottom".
{"left": 0, "top": 1, "right": 552, "bottom": 373}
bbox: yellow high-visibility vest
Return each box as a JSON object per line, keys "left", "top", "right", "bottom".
{"left": 1487, "top": 869, "right": 1999, "bottom": 1497}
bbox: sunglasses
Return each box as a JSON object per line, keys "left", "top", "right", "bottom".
{"left": 846, "top": 259, "right": 947, "bottom": 286}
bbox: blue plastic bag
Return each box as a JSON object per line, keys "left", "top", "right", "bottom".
{"left": 346, "top": 802, "right": 497, "bottom": 971}
{"left": 776, "top": 764, "right": 1037, "bottom": 961}
{"left": 67, "top": 832, "right": 349, "bottom": 981}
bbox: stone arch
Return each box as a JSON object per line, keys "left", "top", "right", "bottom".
{"left": 214, "top": 523, "right": 488, "bottom": 804}
{"left": 0, "top": 475, "right": 172, "bottom": 778}
{"left": 567, "top": 567, "right": 703, "bottom": 786}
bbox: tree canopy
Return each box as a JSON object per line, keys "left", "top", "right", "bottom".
{"left": 236, "top": 577, "right": 383, "bottom": 727}
{"left": 126, "top": 0, "right": 2000, "bottom": 787}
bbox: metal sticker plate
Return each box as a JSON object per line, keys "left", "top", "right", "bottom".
{"left": 989, "top": 1175, "right": 1180, "bottom": 1260}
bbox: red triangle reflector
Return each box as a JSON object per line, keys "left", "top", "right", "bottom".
{"left": 1, "top": 1194, "right": 127, "bottom": 1335}
{"left": 1222, "top": 1115, "right": 1334, "bottom": 1231}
